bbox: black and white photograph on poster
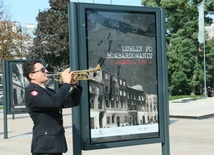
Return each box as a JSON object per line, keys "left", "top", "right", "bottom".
{"left": 85, "top": 9, "right": 159, "bottom": 143}
{"left": 9, "top": 61, "right": 55, "bottom": 113}
{"left": 10, "top": 62, "right": 29, "bottom": 112}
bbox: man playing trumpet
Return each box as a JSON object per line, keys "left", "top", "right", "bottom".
{"left": 22, "top": 60, "right": 82, "bottom": 155}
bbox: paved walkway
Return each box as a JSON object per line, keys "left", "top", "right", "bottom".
{"left": 0, "top": 97, "right": 214, "bottom": 155}
{"left": 169, "top": 97, "right": 214, "bottom": 119}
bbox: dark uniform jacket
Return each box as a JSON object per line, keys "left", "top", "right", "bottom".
{"left": 25, "top": 83, "right": 82, "bottom": 154}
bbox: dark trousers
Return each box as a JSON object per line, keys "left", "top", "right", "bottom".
{"left": 32, "top": 153, "right": 62, "bottom": 155}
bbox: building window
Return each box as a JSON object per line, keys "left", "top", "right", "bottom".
{"left": 120, "top": 90, "right": 122, "bottom": 96}
{"left": 105, "top": 85, "right": 109, "bottom": 93}
{"left": 90, "top": 99, "right": 94, "bottom": 109}
{"left": 119, "top": 79, "right": 122, "bottom": 85}
{"left": 121, "top": 101, "right": 123, "bottom": 109}
{"left": 112, "top": 115, "right": 115, "bottom": 123}
{"left": 105, "top": 73, "right": 108, "bottom": 80}
{"left": 98, "top": 100, "right": 102, "bottom": 109}
{"left": 129, "top": 116, "right": 132, "bottom": 125}
{"left": 111, "top": 100, "right": 115, "bottom": 108}
{"left": 98, "top": 96, "right": 103, "bottom": 109}
{"left": 106, "top": 99, "right": 110, "bottom": 108}
{"left": 116, "top": 101, "right": 119, "bottom": 108}
{"left": 125, "top": 116, "right": 127, "bottom": 122}
{"left": 107, "top": 116, "right": 110, "bottom": 124}
{"left": 141, "top": 95, "right": 144, "bottom": 101}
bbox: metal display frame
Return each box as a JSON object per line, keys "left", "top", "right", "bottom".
{"left": 69, "top": 2, "right": 169, "bottom": 154}
{"left": 2, "top": 59, "right": 57, "bottom": 139}
{"left": 3, "top": 59, "right": 39, "bottom": 114}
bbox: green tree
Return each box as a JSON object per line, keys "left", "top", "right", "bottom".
{"left": 205, "top": 38, "right": 214, "bottom": 87}
{"left": 31, "top": 0, "right": 70, "bottom": 71}
{"left": 0, "top": 0, "right": 29, "bottom": 72}
{"left": 142, "top": 0, "right": 214, "bottom": 95}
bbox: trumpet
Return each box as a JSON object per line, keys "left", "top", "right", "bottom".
{"left": 47, "top": 64, "right": 101, "bottom": 83}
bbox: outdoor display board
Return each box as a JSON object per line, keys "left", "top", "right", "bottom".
{"left": 2, "top": 59, "right": 55, "bottom": 114}
{"left": 69, "top": 2, "right": 169, "bottom": 152}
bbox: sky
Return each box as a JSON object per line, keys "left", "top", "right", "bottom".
{"left": 6, "top": 0, "right": 142, "bottom": 26}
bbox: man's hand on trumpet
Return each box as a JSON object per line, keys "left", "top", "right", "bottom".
{"left": 61, "top": 68, "right": 77, "bottom": 85}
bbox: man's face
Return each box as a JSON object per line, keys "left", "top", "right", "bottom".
{"left": 29, "top": 63, "right": 48, "bottom": 85}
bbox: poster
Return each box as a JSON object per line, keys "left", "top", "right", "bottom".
{"left": 3, "top": 60, "right": 55, "bottom": 114}
{"left": 85, "top": 9, "right": 159, "bottom": 143}
{"left": 10, "top": 62, "right": 29, "bottom": 112}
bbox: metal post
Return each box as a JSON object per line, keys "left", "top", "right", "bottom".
{"left": 161, "top": 8, "right": 170, "bottom": 155}
{"left": 3, "top": 100, "right": 8, "bottom": 139}
{"left": 69, "top": 2, "right": 82, "bottom": 155}
{"left": 3, "top": 60, "right": 8, "bottom": 139}
{"left": 203, "top": 41, "right": 207, "bottom": 97}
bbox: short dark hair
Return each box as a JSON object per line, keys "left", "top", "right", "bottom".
{"left": 22, "top": 60, "right": 41, "bottom": 81}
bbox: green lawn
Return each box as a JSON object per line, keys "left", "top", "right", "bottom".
{"left": 169, "top": 95, "right": 204, "bottom": 101}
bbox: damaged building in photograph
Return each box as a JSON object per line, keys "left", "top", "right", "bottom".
{"left": 88, "top": 69, "right": 158, "bottom": 129}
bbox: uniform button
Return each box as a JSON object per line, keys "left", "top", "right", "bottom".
{"left": 45, "top": 132, "right": 47, "bottom": 135}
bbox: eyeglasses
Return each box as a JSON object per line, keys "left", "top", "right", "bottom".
{"left": 31, "top": 67, "right": 46, "bottom": 73}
